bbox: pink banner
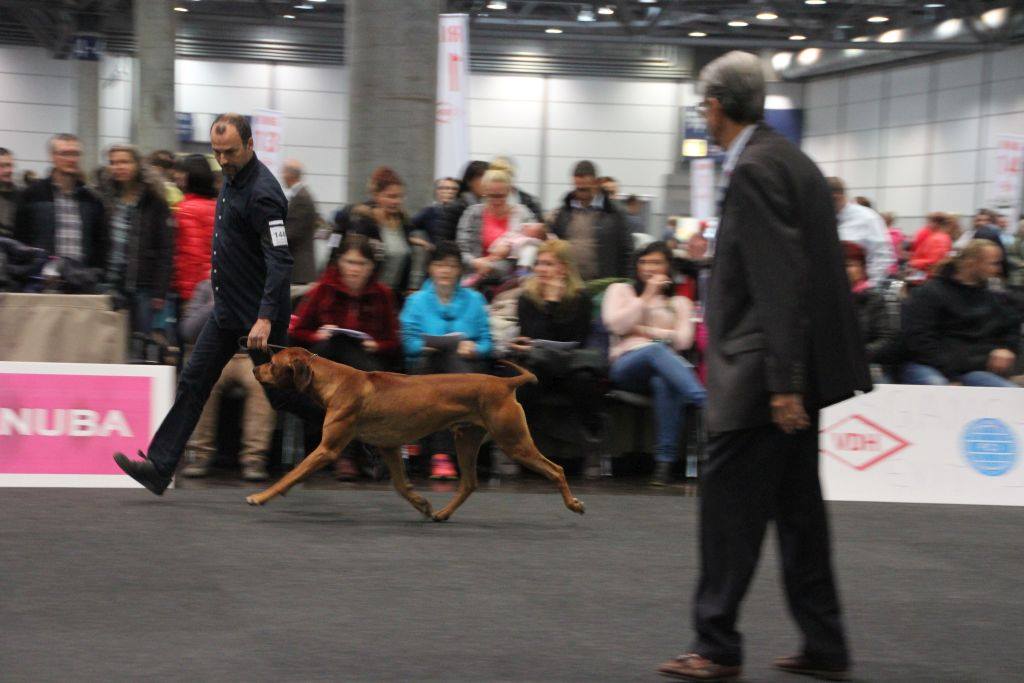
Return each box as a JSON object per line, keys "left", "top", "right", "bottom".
{"left": 0, "top": 374, "right": 152, "bottom": 474}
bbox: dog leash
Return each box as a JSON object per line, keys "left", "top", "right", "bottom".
{"left": 236, "top": 336, "right": 290, "bottom": 353}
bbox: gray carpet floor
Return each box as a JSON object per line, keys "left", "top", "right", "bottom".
{"left": 1, "top": 485, "right": 1021, "bottom": 682}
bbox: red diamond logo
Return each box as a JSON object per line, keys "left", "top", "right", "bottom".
{"left": 820, "top": 414, "right": 911, "bottom": 471}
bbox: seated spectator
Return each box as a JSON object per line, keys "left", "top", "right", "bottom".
{"left": 338, "top": 166, "right": 429, "bottom": 295}
{"left": 901, "top": 239, "right": 1021, "bottom": 387}
{"left": 98, "top": 144, "right": 174, "bottom": 338}
{"left": 412, "top": 177, "right": 460, "bottom": 245}
{"left": 282, "top": 159, "right": 322, "bottom": 284}
{"left": 957, "top": 209, "right": 1009, "bottom": 277}
{"left": 601, "top": 242, "right": 706, "bottom": 486}
{"left": 909, "top": 212, "right": 959, "bottom": 277}
{"left": 15, "top": 133, "right": 108, "bottom": 271}
{"left": 624, "top": 195, "right": 645, "bottom": 234}
{"left": 435, "top": 160, "right": 489, "bottom": 244}
{"left": 457, "top": 168, "right": 542, "bottom": 287}
{"left": 400, "top": 241, "right": 492, "bottom": 479}
{"left": 843, "top": 242, "right": 898, "bottom": 383}
{"left": 880, "top": 211, "right": 906, "bottom": 274}
{"left": 0, "top": 147, "right": 17, "bottom": 238}
{"left": 290, "top": 234, "right": 399, "bottom": 479}
{"left": 148, "top": 150, "right": 184, "bottom": 209}
{"left": 172, "top": 154, "right": 217, "bottom": 307}
{"left": 489, "top": 157, "right": 543, "bottom": 220}
{"left": 179, "top": 279, "right": 274, "bottom": 482}
{"left": 827, "top": 176, "right": 894, "bottom": 287}
{"left": 1008, "top": 220, "right": 1024, "bottom": 288}
{"left": 550, "top": 160, "right": 633, "bottom": 281}
{"left": 911, "top": 212, "right": 943, "bottom": 254}
{"left": 508, "top": 239, "right": 605, "bottom": 446}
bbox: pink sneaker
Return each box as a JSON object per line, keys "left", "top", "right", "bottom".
{"left": 430, "top": 453, "right": 457, "bottom": 480}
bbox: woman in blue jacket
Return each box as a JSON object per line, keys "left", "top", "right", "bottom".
{"left": 400, "top": 241, "right": 492, "bottom": 478}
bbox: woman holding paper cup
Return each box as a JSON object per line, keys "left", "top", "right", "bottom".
{"left": 400, "top": 241, "right": 493, "bottom": 479}
{"left": 601, "top": 241, "right": 706, "bottom": 486}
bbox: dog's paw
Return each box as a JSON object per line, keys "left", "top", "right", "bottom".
{"left": 412, "top": 497, "right": 433, "bottom": 518}
{"left": 568, "top": 498, "right": 585, "bottom": 515}
{"left": 431, "top": 511, "right": 451, "bottom": 523}
{"left": 245, "top": 494, "right": 264, "bottom": 506}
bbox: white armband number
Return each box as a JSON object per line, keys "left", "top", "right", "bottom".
{"left": 269, "top": 219, "right": 288, "bottom": 247}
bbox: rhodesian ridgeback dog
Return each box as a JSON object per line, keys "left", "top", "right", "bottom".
{"left": 248, "top": 347, "right": 586, "bottom": 522}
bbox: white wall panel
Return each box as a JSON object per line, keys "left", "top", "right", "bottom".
{"left": 841, "top": 159, "right": 879, "bottom": 189}
{"left": 276, "top": 90, "right": 346, "bottom": 120}
{"left": 845, "top": 73, "right": 884, "bottom": 102}
{"left": 843, "top": 100, "right": 881, "bottom": 131}
{"left": 929, "top": 151, "right": 978, "bottom": 185}
{"left": 285, "top": 118, "right": 346, "bottom": 149}
{"left": 469, "top": 98, "right": 543, "bottom": 129}
{"left": 546, "top": 129, "right": 674, "bottom": 160}
{"left": 805, "top": 105, "right": 840, "bottom": 135}
{"left": 805, "top": 77, "right": 841, "bottom": 108}
{"left": 468, "top": 127, "right": 542, "bottom": 158}
{"left": 884, "top": 155, "right": 928, "bottom": 186}
{"left": 934, "top": 84, "right": 983, "bottom": 122}
{"left": 275, "top": 64, "right": 346, "bottom": 94}
{"left": 2, "top": 103, "right": 73, "bottom": 135}
{"left": 840, "top": 128, "right": 881, "bottom": 160}
{"left": 988, "top": 79, "right": 1024, "bottom": 115}
{"left": 803, "top": 135, "right": 839, "bottom": 164}
{"left": 176, "top": 59, "right": 271, "bottom": 89}
{"left": 0, "top": 73, "right": 74, "bottom": 106}
{"left": 176, "top": 83, "right": 271, "bottom": 114}
{"left": 548, "top": 77, "right": 675, "bottom": 106}
{"left": 879, "top": 185, "right": 927, "bottom": 217}
{"left": 468, "top": 74, "right": 544, "bottom": 102}
{"left": 937, "top": 54, "right": 984, "bottom": 90}
{"left": 883, "top": 124, "right": 930, "bottom": 158}
{"left": 547, "top": 102, "right": 675, "bottom": 133}
{"left": 0, "top": 46, "right": 73, "bottom": 77}
{"left": 992, "top": 45, "right": 1024, "bottom": 82}
{"left": 888, "top": 93, "right": 929, "bottom": 127}
{"left": 931, "top": 118, "right": 981, "bottom": 154}
{"left": 927, "top": 184, "right": 976, "bottom": 216}
{"left": 889, "top": 64, "right": 931, "bottom": 96}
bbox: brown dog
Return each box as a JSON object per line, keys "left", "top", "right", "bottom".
{"left": 248, "top": 347, "right": 585, "bottom": 521}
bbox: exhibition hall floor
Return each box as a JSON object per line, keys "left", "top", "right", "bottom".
{"left": 2, "top": 482, "right": 1021, "bottom": 681}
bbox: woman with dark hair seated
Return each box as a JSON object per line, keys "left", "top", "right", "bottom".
{"left": 843, "top": 241, "right": 898, "bottom": 383}
{"left": 290, "top": 233, "right": 400, "bottom": 479}
{"left": 601, "top": 241, "right": 706, "bottom": 486}
{"left": 509, "top": 239, "right": 605, "bottom": 448}
{"left": 173, "top": 154, "right": 218, "bottom": 308}
{"left": 400, "top": 240, "right": 492, "bottom": 479}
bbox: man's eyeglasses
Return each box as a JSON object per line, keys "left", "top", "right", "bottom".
{"left": 54, "top": 150, "right": 81, "bottom": 158}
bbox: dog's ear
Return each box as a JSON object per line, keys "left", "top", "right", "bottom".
{"left": 289, "top": 357, "right": 312, "bottom": 393}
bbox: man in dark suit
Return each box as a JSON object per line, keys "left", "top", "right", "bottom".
{"left": 657, "top": 51, "right": 871, "bottom": 682}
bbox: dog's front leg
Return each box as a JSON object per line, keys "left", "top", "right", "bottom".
{"left": 246, "top": 419, "right": 353, "bottom": 506}
{"left": 379, "top": 446, "right": 433, "bottom": 518}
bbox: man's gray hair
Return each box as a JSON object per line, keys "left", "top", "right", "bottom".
{"left": 698, "top": 51, "right": 766, "bottom": 125}
{"left": 48, "top": 133, "right": 79, "bottom": 155}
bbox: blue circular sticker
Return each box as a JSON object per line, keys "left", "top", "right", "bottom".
{"left": 962, "top": 418, "right": 1018, "bottom": 477}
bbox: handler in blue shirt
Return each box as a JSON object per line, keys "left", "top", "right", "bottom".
{"left": 114, "top": 113, "right": 320, "bottom": 494}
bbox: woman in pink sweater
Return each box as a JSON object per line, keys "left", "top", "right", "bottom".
{"left": 601, "top": 242, "right": 706, "bottom": 486}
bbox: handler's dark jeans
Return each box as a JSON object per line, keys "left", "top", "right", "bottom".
{"left": 146, "top": 315, "right": 324, "bottom": 477}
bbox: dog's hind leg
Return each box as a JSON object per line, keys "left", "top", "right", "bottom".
{"left": 486, "top": 401, "right": 585, "bottom": 515}
{"left": 431, "top": 425, "right": 487, "bottom": 522}
{"left": 246, "top": 418, "right": 355, "bottom": 506}
{"left": 379, "top": 446, "right": 433, "bottom": 518}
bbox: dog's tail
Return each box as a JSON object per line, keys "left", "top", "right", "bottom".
{"left": 497, "top": 360, "right": 538, "bottom": 388}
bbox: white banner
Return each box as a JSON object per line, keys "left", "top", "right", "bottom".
{"left": 690, "top": 157, "right": 716, "bottom": 220}
{"left": 252, "top": 108, "right": 284, "bottom": 184}
{"left": 991, "top": 134, "right": 1024, "bottom": 221}
{"left": 820, "top": 385, "right": 1024, "bottom": 506}
{"left": 435, "top": 14, "right": 470, "bottom": 181}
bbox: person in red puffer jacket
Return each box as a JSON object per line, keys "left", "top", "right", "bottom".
{"left": 290, "top": 233, "right": 400, "bottom": 480}
{"left": 172, "top": 154, "right": 217, "bottom": 303}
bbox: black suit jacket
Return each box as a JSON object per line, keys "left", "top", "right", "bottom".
{"left": 705, "top": 124, "right": 871, "bottom": 434}
{"left": 14, "top": 175, "right": 108, "bottom": 270}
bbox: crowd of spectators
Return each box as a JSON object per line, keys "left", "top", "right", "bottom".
{"left": 3, "top": 133, "right": 1024, "bottom": 485}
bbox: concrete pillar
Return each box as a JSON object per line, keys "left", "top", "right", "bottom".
{"left": 76, "top": 59, "right": 100, "bottom": 169}
{"left": 346, "top": 0, "right": 440, "bottom": 211}
{"left": 133, "top": 0, "right": 177, "bottom": 153}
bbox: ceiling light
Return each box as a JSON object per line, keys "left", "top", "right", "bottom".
{"left": 852, "top": 35, "right": 869, "bottom": 42}
{"left": 294, "top": 3, "right": 314, "bottom": 8}
{"left": 309, "top": 0, "right": 326, "bottom": 2}
{"left": 728, "top": 20, "right": 749, "bottom": 27}
{"left": 639, "top": 0, "right": 656, "bottom": 3}
{"left": 688, "top": 31, "right": 707, "bottom": 37}
{"left": 936, "top": 17, "right": 962, "bottom": 38}
{"left": 486, "top": 0, "right": 507, "bottom": 9}
{"left": 756, "top": 11, "right": 779, "bottom": 20}
{"left": 578, "top": 9, "right": 595, "bottom": 21}
{"left": 797, "top": 48, "right": 821, "bottom": 65}
{"left": 771, "top": 52, "right": 793, "bottom": 71}
{"left": 283, "top": 14, "right": 295, "bottom": 19}
{"left": 805, "top": 0, "right": 826, "bottom": 5}
{"left": 879, "top": 28, "right": 904, "bottom": 42}
{"left": 545, "top": 27, "right": 563, "bottom": 34}
{"left": 844, "top": 48, "right": 864, "bottom": 57}
{"left": 789, "top": 34, "right": 806, "bottom": 40}
{"left": 173, "top": 6, "right": 188, "bottom": 11}
{"left": 924, "top": 2, "right": 944, "bottom": 7}
{"left": 598, "top": 6, "right": 614, "bottom": 15}
{"left": 981, "top": 7, "right": 1009, "bottom": 29}
{"left": 867, "top": 15, "right": 889, "bottom": 23}
{"left": 837, "top": 24, "right": 853, "bottom": 29}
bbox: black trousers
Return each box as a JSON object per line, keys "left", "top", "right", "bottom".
{"left": 692, "top": 414, "right": 848, "bottom": 668}
{"left": 147, "top": 315, "right": 324, "bottom": 477}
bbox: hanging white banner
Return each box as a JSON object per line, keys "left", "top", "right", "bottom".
{"left": 991, "top": 134, "right": 1024, "bottom": 223}
{"left": 690, "top": 157, "right": 715, "bottom": 220}
{"left": 435, "top": 13, "right": 470, "bottom": 181}
{"left": 252, "top": 108, "right": 284, "bottom": 184}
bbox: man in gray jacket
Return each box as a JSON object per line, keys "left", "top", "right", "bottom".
{"left": 283, "top": 159, "right": 321, "bottom": 284}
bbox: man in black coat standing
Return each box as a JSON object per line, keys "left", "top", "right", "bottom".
{"left": 113, "top": 113, "right": 321, "bottom": 494}
{"left": 657, "top": 52, "right": 871, "bottom": 682}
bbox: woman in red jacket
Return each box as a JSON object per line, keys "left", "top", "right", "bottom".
{"left": 172, "top": 155, "right": 217, "bottom": 303}
{"left": 290, "top": 234, "right": 400, "bottom": 480}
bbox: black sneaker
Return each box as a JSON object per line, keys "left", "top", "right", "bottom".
{"left": 113, "top": 451, "right": 171, "bottom": 496}
{"left": 650, "top": 461, "right": 673, "bottom": 487}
